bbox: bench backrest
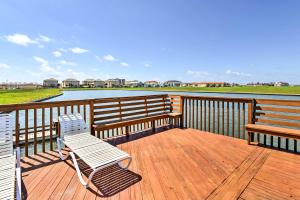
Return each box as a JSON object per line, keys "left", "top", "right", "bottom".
{"left": 93, "top": 94, "right": 170, "bottom": 125}
{"left": 59, "top": 114, "right": 88, "bottom": 137}
{"left": 254, "top": 99, "right": 300, "bottom": 130}
{"left": 0, "top": 114, "right": 13, "bottom": 157}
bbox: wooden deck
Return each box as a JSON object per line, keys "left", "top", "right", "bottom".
{"left": 21, "top": 128, "right": 300, "bottom": 200}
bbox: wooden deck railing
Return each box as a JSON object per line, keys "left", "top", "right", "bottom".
{"left": 0, "top": 94, "right": 299, "bottom": 156}
{"left": 181, "top": 96, "right": 253, "bottom": 139}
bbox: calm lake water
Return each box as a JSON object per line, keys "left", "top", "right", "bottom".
{"left": 49, "top": 90, "right": 300, "bottom": 102}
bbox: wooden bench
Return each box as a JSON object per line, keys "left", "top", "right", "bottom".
{"left": 246, "top": 99, "right": 300, "bottom": 145}
{"left": 92, "top": 95, "right": 182, "bottom": 136}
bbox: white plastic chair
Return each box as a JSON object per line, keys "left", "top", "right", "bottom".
{"left": 57, "top": 113, "right": 131, "bottom": 188}
{"left": 0, "top": 114, "right": 21, "bottom": 200}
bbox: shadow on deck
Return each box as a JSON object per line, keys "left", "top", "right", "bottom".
{"left": 21, "top": 128, "right": 300, "bottom": 200}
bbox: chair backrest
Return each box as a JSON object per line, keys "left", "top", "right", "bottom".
{"left": 0, "top": 114, "right": 13, "bottom": 157}
{"left": 254, "top": 99, "right": 300, "bottom": 130}
{"left": 59, "top": 113, "right": 88, "bottom": 137}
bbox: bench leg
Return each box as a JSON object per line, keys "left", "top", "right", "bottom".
{"left": 248, "top": 132, "right": 253, "bottom": 145}
{"left": 152, "top": 120, "right": 156, "bottom": 132}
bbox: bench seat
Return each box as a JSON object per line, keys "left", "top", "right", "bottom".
{"left": 246, "top": 124, "right": 300, "bottom": 144}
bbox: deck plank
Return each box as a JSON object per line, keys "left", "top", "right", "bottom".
{"left": 20, "top": 128, "right": 300, "bottom": 200}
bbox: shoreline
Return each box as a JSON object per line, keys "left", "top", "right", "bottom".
{"left": 33, "top": 92, "right": 63, "bottom": 102}
{"left": 63, "top": 88, "right": 300, "bottom": 97}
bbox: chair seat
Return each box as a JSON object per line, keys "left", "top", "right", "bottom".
{"left": 0, "top": 155, "right": 15, "bottom": 200}
{"left": 74, "top": 143, "right": 129, "bottom": 169}
{"left": 64, "top": 132, "right": 129, "bottom": 169}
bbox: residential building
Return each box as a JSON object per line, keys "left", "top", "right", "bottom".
{"left": 0, "top": 82, "right": 42, "bottom": 89}
{"left": 82, "top": 79, "right": 105, "bottom": 88}
{"left": 94, "top": 79, "right": 106, "bottom": 87}
{"left": 125, "top": 80, "right": 144, "bottom": 87}
{"left": 62, "top": 78, "right": 80, "bottom": 88}
{"left": 105, "top": 78, "right": 125, "bottom": 88}
{"left": 246, "top": 82, "right": 274, "bottom": 86}
{"left": 180, "top": 82, "right": 192, "bottom": 87}
{"left": 274, "top": 82, "right": 289, "bottom": 87}
{"left": 144, "top": 80, "right": 159, "bottom": 87}
{"left": 43, "top": 78, "right": 59, "bottom": 88}
{"left": 191, "top": 82, "right": 230, "bottom": 87}
{"left": 163, "top": 80, "right": 182, "bottom": 87}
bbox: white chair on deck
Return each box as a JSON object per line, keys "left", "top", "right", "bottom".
{"left": 0, "top": 114, "right": 21, "bottom": 200}
{"left": 57, "top": 113, "right": 132, "bottom": 188}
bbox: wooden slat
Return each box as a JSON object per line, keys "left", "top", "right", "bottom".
{"left": 15, "top": 110, "right": 19, "bottom": 147}
{"left": 256, "top": 118, "right": 300, "bottom": 128}
{"left": 25, "top": 109, "right": 29, "bottom": 156}
{"left": 222, "top": 101, "right": 225, "bottom": 135}
{"left": 232, "top": 102, "right": 235, "bottom": 137}
{"left": 94, "top": 108, "right": 167, "bottom": 122}
{"left": 50, "top": 107, "right": 53, "bottom": 151}
{"left": 42, "top": 108, "right": 45, "bottom": 152}
{"left": 256, "top": 106, "right": 300, "bottom": 114}
{"left": 256, "top": 99, "right": 300, "bottom": 106}
{"left": 227, "top": 102, "right": 229, "bottom": 136}
{"left": 34, "top": 108, "right": 37, "bottom": 154}
{"left": 255, "top": 112, "right": 300, "bottom": 121}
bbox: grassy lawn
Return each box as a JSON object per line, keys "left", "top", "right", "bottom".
{"left": 63, "top": 86, "right": 300, "bottom": 95}
{"left": 0, "top": 89, "right": 62, "bottom": 105}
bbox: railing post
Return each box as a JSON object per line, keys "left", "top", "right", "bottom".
{"left": 247, "top": 99, "right": 256, "bottom": 144}
{"left": 15, "top": 110, "right": 19, "bottom": 148}
{"left": 180, "top": 96, "right": 184, "bottom": 129}
{"left": 89, "top": 100, "right": 95, "bottom": 136}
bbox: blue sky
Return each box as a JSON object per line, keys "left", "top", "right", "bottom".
{"left": 0, "top": 0, "right": 300, "bottom": 84}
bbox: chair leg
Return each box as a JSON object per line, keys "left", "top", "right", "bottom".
{"left": 57, "top": 137, "right": 68, "bottom": 160}
{"left": 15, "top": 147, "right": 22, "bottom": 200}
{"left": 70, "top": 152, "right": 89, "bottom": 188}
{"left": 118, "top": 157, "right": 132, "bottom": 169}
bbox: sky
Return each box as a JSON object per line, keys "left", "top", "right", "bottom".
{"left": 0, "top": 0, "right": 300, "bottom": 84}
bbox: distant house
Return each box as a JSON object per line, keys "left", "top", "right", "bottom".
{"left": 191, "top": 82, "right": 230, "bottom": 87}
{"left": 180, "top": 83, "right": 192, "bottom": 87}
{"left": 125, "top": 80, "right": 144, "bottom": 87}
{"left": 144, "top": 80, "right": 159, "bottom": 87}
{"left": 82, "top": 79, "right": 105, "bottom": 88}
{"left": 0, "top": 82, "right": 42, "bottom": 89}
{"left": 246, "top": 82, "right": 274, "bottom": 86}
{"left": 274, "top": 82, "right": 289, "bottom": 87}
{"left": 163, "top": 80, "right": 182, "bottom": 87}
{"left": 62, "top": 78, "right": 80, "bottom": 88}
{"left": 105, "top": 78, "right": 125, "bottom": 88}
{"left": 43, "top": 78, "right": 58, "bottom": 88}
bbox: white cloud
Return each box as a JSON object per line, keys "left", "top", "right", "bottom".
{"left": 95, "top": 56, "right": 103, "bottom": 62}
{"left": 0, "top": 63, "right": 11, "bottom": 69}
{"left": 5, "top": 33, "right": 37, "bottom": 46}
{"left": 226, "top": 70, "right": 251, "bottom": 77}
{"left": 70, "top": 47, "right": 89, "bottom": 54}
{"left": 59, "top": 60, "right": 77, "bottom": 66}
{"left": 52, "top": 51, "right": 62, "bottom": 57}
{"left": 144, "top": 63, "right": 151, "bottom": 67}
{"left": 37, "top": 35, "right": 52, "bottom": 43}
{"left": 103, "top": 54, "right": 117, "bottom": 61}
{"left": 120, "top": 62, "right": 129, "bottom": 67}
{"left": 186, "top": 70, "right": 209, "bottom": 77}
{"left": 33, "top": 56, "right": 56, "bottom": 73}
